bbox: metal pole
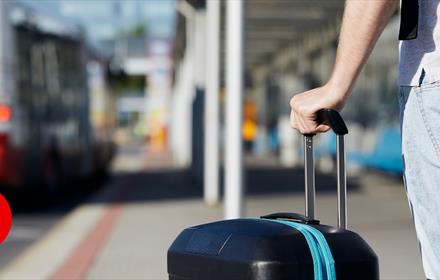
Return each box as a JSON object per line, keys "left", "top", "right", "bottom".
{"left": 337, "top": 135, "right": 347, "bottom": 229}
{"left": 304, "top": 135, "right": 315, "bottom": 219}
{"left": 204, "top": 0, "right": 220, "bottom": 205}
{"left": 225, "top": 0, "right": 245, "bottom": 219}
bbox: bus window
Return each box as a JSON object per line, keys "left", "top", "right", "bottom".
{"left": 30, "top": 45, "right": 45, "bottom": 89}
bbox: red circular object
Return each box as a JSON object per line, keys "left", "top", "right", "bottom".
{"left": 0, "top": 194, "right": 12, "bottom": 243}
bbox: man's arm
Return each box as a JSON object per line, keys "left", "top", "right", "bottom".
{"left": 290, "top": 0, "right": 399, "bottom": 134}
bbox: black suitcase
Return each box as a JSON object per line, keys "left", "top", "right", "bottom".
{"left": 168, "top": 109, "right": 379, "bottom": 280}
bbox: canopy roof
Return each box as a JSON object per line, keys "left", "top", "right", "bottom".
{"left": 245, "top": 0, "right": 344, "bottom": 70}
{"left": 175, "top": 0, "right": 345, "bottom": 82}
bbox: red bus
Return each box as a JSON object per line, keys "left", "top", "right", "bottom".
{"left": 0, "top": 2, "right": 114, "bottom": 192}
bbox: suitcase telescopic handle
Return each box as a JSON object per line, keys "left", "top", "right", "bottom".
{"left": 304, "top": 109, "right": 348, "bottom": 229}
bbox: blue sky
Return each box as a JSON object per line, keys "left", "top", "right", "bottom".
{"left": 20, "top": 0, "right": 176, "bottom": 41}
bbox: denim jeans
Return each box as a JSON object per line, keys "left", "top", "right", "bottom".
{"left": 400, "top": 75, "right": 440, "bottom": 279}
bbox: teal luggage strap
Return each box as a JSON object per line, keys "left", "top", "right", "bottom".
{"left": 261, "top": 218, "right": 337, "bottom": 280}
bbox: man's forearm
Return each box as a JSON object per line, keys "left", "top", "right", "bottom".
{"left": 329, "top": 0, "right": 399, "bottom": 102}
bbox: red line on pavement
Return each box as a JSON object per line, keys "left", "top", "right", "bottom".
{"left": 49, "top": 203, "right": 124, "bottom": 280}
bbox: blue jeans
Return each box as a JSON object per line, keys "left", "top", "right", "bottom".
{"left": 400, "top": 75, "right": 440, "bottom": 279}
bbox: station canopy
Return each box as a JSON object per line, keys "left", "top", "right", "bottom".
{"left": 176, "top": 0, "right": 345, "bottom": 76}
{"left": 245, "top": 0, "right": 344, "bottom": 70}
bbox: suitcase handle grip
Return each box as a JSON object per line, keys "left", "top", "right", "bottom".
{"left": 261, "top": 212, "right": 320, "bottom": 225}
{"left": 316, "top": 109, "right": 348, "bottom": 135}
{"left": 303, "top": 109, "right": 348, "bottom": 229}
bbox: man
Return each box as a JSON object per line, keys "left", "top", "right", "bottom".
{"left": 290, "top": 0, "right": 440, "bottom": 278}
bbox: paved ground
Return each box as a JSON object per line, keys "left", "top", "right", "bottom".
{"left": 0, "top": 177, "right": 105, "bottom": 271}
{"left": 0, "top": 213, "right": 62, "bottom": 270}
{"left": 0, "top": 143, "right": 425, "bottom": 280}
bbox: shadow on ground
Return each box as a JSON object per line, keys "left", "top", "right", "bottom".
{"left": 1, "top": 174, "right": 109, "bottom": 214}
{"left": 1, "top": 167, "right": 363, "bottom": 212}
{"left": 92, "top": 167, "right": 361, "bottom": 204}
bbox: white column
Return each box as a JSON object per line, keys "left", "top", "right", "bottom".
{"left": 194, "top": 12, "right": 206, "bottom": 88}
{"left": 204, "top": 0, "right": 221, "bottom": 205}
{"left": 225, "top": 0, "right": 245, "bottom": 219}
{"left": 170, "top": 4, "right": 196, "bottom": 167}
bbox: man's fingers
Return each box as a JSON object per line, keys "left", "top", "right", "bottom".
{"left": 291, "top": 109, "right": 331, "bottom": 134}
{"left": 290, "top": 110, "right": 299, "bottom": 131}
{"left": 297, "top": 117, "right": 313, "bottom": 135}
{"left": 315, "top": 124, "right": 331, "bottom": 133}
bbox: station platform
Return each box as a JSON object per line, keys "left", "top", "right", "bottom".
{"left": 0, "top": 143, "right": 424, "bottom": 280}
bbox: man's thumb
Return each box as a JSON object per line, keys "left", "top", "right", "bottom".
{"left": 315, "top": 124, "right": 331, "bottom": 133}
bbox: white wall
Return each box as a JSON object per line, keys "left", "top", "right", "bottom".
{"left": 169, "top": 10, "right": 206, "bottom": 167}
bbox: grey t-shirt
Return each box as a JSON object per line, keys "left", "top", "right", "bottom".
{"left": 399, "top": 0, "right": 440, "bottom": 86}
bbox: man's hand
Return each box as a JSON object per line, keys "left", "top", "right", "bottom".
{"left": 290, "top": 82, "right": 346, "bottom": 134}
{"left": 290, "top": 0, "right": 399, "bottom": 135}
